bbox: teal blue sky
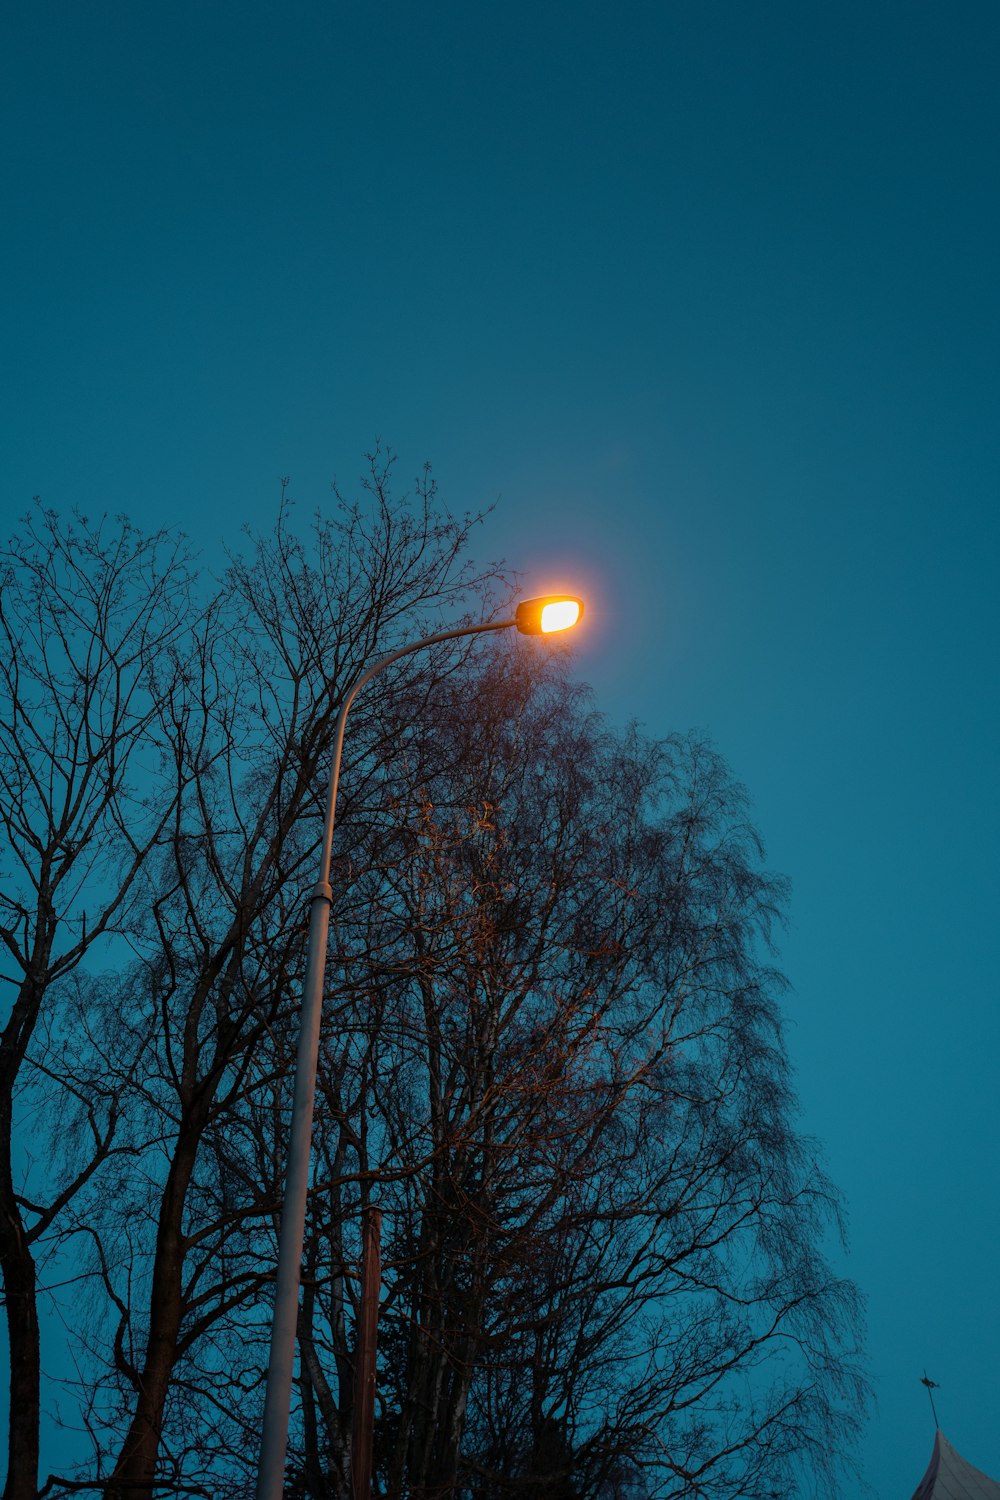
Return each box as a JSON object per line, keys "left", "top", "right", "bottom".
{"left": 2, "top": 2, "right": 999, "bottom": 1493}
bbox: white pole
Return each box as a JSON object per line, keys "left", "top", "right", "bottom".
{"left": 255, "top": 618, "right": 514, "bottom": 1500}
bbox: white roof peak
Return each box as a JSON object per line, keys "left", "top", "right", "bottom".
{"left": 910, "top": 1429, "right": 1000, "bottom": 1500}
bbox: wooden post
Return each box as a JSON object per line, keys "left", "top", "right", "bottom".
{"left": 352, "top": 1205, "right": 382, "bottom": 1500}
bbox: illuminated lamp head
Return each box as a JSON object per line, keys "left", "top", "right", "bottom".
{"left": 514, "top": 595, "right": 584, "bottom": 636}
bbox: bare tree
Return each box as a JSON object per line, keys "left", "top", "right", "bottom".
{"left": 274, "top": 648, "right": 866, "bottom": 1500}
{"left": 0, "top": 507, "right": 196, "bottom": 1500}
{"left": 33, "top": 459, "right": 502, "bottom": 1500}
{"left": 8, "top": 467, "right": 865, "bottom": 1500}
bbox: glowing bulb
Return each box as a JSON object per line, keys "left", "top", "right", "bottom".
{"left": 540, "top": 599, "right": 581, "bottom": 633}
{"left": 514, "top": 595, "right": 585, "bottom": 635}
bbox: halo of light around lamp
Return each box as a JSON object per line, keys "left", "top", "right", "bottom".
{"left": 514, "top": 595, "right": 584, "bottom": 635}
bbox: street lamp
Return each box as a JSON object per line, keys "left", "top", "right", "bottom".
{"left": 255, "top": 594, "right": 584, "bottom": 1500}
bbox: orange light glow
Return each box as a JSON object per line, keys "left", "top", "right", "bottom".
{"left": 540, "top": 599, "right": 581, "bottom": 633}
{"left": 514, "top": 594, "right": 585, "bottom": 635}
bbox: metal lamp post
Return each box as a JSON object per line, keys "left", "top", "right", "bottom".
{"left": 254, "top": 594, "right": 584, "bottom": 1500}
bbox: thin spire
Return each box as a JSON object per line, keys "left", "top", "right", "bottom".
{"left": 920, "top": 1371, "right": 940, "bottom": 1428}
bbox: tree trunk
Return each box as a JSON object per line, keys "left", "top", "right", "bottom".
{"left": 351, "top": 1207, "right": 382, "bottom": 1500}
{"left": 102, "top": 1128, "right": 201, "bottom": 1500}
{"left": 0, "top": 1136, "right": 40, "bottom": 1500}
{"left": 0, "top": 970, "right": 48, "bottom": 1500}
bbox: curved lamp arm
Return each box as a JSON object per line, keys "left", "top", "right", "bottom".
{"left": 315, "top": 617, "right": 515, "bottom": 898}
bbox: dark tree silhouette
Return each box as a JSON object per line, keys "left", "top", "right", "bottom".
{"left": 1, "top": 465, "right": 865, "bottom": 1500}
{"left": 22, "top": 459, "right": 500, "bottom": 1500}
{"left": 0, "top": 509, "right": 195, "bottom": 1500}
{"left": 267, "top": 649, "right": 866, "bottom": 1500}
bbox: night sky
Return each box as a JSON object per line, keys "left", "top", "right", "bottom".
{"left": 2, "top": 3, "right": 998, "bottom": 1494}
